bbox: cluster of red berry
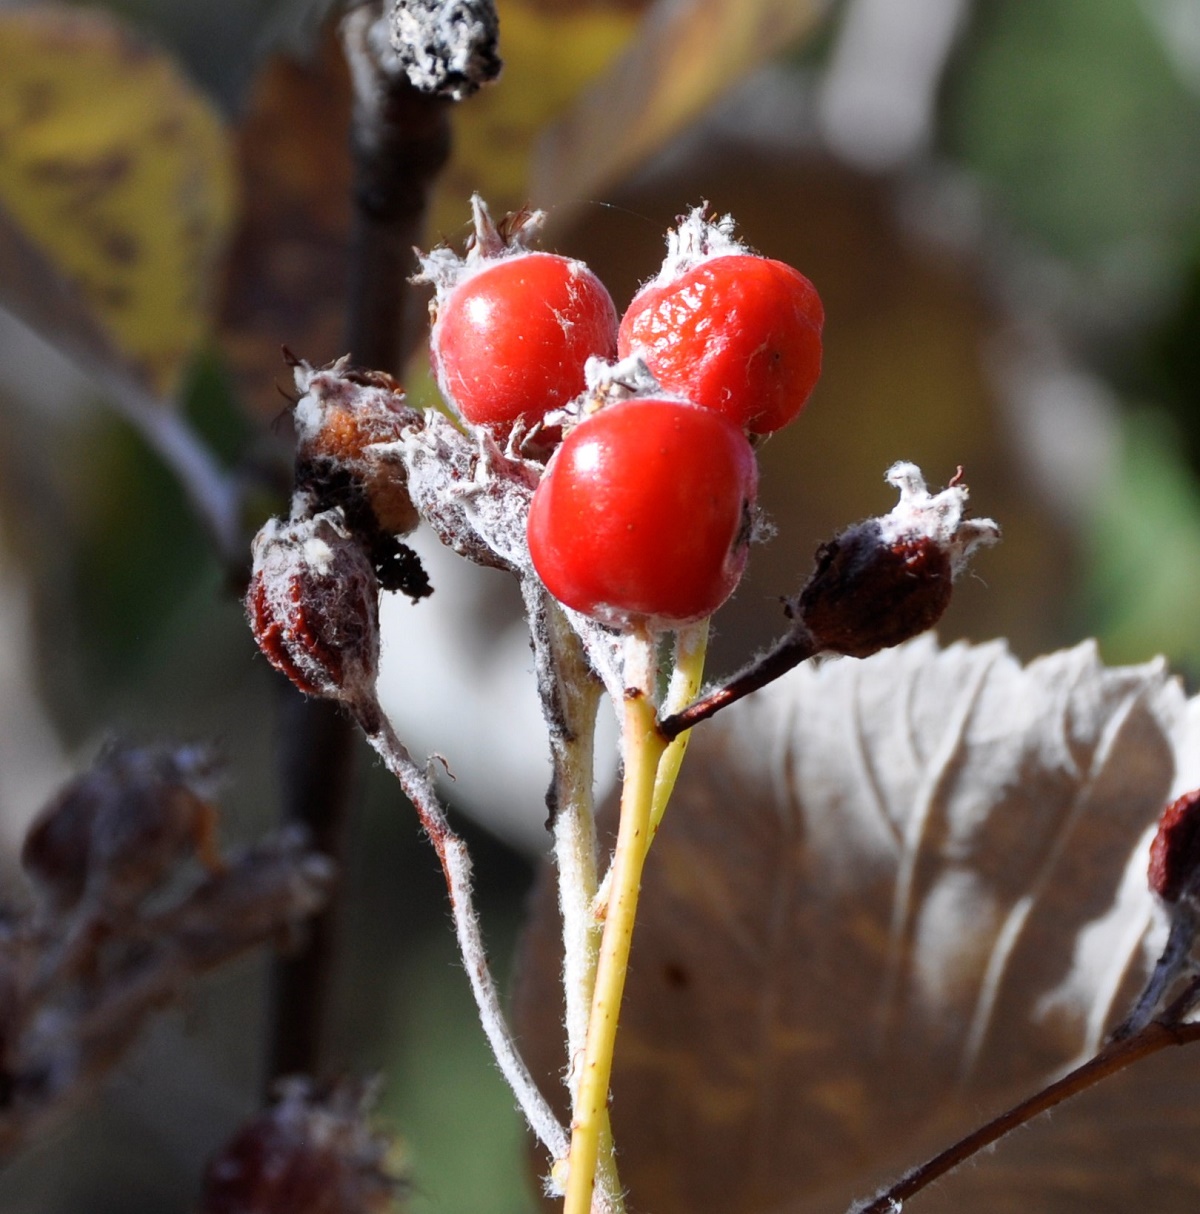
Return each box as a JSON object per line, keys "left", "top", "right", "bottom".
{"left": 423, "top": 202, "right": 825, "bottom": 631}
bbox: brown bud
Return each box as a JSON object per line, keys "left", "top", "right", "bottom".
{"left": 1149, "top": 788, "right": 1200, "bottom": 903}
{"left": 247, "top": 509, "right": 380, "bottom": 704}
{"left": 792, "top": 463, "right": 999, "bottom": 659}
{"left": 200, "top": 1078, "right": 399, "bottom": 1214}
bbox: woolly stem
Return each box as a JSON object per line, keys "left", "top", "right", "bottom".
{"left": 353, "top": 695, "right": 569, "bottom": 1163}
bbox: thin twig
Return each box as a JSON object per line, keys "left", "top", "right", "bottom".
{"left": 525, "top": 582, "right": 625, "bottom": 1211}
{"left": 648, "top": 620, "right": 708, "bottom": 839}
{"left": 352, "top": 692, "right": 570, "bottom": 1162}
{"left": 851, "top": 1016, "right": 1200, "bottom": 1214}
{"left": 658, "top": 626, "right": 817, "bottom": 742}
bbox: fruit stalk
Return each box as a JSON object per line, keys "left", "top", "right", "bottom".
{"left": 649, "top": 620, "right": 709, "bottom": 840}
{"left": 563, "top": 629, "right": 666, "bottom": 1214}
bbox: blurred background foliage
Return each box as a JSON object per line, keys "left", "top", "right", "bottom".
{"left": 1, "top": 0, "right": 1200, "bottom": 1211}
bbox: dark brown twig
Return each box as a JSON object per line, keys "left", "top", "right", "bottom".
{"left": 658, "top": 627, "right": 818, "bottom": 741}
{"left": 851, "top": 973, "right": 1200, "bottom": 1213}
{"left": 341, "top": 5, "right": 454, "bottom": 368}
{"left": 264, "top": 0, "right": 470, "bottom": 1089}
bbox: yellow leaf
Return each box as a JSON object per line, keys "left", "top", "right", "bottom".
{"left": 431, "top": 0, "right": 641, "bottom": 232}
{"left": 531, "top": 0, "right": 827, "bottom": 210}
{"left": 0, "top": 5, "right": 234, "bottom": 397}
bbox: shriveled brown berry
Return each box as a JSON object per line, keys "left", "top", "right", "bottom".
{"left": 287, "top": 356, "right": 425, "bottom": 580}
{"left": 791, "top": 463, "right": 999, "bottom": 660}
{"left": 794, "top": 525, "right": 953, "bottom": 659}
{"left": 247, "top": 509, "right": 380, "bottom": 704}
{"left": 1149, "top": 788, "right": 1200, "bottom": 903}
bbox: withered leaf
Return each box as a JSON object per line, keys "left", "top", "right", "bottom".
{"left": 515, "top": 636, "right": 1199, "bottom": 1213}
{"left": 218, "top": 29, "right": 354, "bottom": 419}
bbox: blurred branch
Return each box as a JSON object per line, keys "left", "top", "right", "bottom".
{"left": 0, "top": 202, "right": 243, "bottom": 568}
{"left": 264, "top": 0, "right": 497, "bottom": 1089}
{"left": 0, "top": 745, "right": 334, "bottom": 1158}
{"left": 103, "top": 380, "right": 244, "bottom": 568}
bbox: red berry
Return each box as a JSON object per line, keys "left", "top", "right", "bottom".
{"left": 527, "top": 397, "right": 758, "bottom": 628}
{"left": 431, "top": 251, "right": 618, "bottom": 432}
{"left": 618, "top": 253, "right": 823, "bottom": 434}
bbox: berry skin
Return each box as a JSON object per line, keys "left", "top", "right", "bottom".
{"left": 1149, "top": 788, "right": 1200, "bottom": 903}
{"left": 431, "top": 251, "right": 618, "bottom": 432}
{"left": 527, "top": 397, "right": 758, "bottom": 628}
{"left": 246, "top": 510, "right": 380, "bottom": 703}
{"left": 618, "top": 253, "right": 823, "bottom": 434}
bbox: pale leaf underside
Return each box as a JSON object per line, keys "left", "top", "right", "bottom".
{"left": 515, "top": 636, "right": 1200, "bottom": 1213}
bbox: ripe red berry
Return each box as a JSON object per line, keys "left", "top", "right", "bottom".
{"left": 527, "top": 397, "right": 758, "bottom": 628}
{"left": 431, "top": 251, "right": 617, "bottom": 432}
{"left": 618, "top": 253, "right": 823, "bottom": 435}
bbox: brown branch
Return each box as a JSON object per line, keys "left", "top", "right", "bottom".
{"left": 341, "top": 6, "right": 453, "bottom": 369}
{"left": 852, "top": 1015, "right": 1200, "bottom": 1214}
{"left": 658, "top": 627, "right": 818, "bottom": 741}
{"left": 263, "top": 1, "right": 467, "bottom": 1089}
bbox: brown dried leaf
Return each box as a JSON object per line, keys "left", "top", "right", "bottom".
{"left": 516, "top": 637, "right": 1198, "bottom": 1213}
{"left": 218, "top": 31, "right": 354, "bottom": 419}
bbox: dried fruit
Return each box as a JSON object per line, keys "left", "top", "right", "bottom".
{"left": 201, "top": 1079, "right": 399, "bottom": 1214}
{"left": 21, "top": 743, "right": 223, "bottom": 913}
{"left": 246, "top": 509, "right": 380, "bottom": 704}
{"left": 792, "top": 464, "right": 999, "bottom": 658}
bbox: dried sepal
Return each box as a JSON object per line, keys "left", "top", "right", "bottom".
{"left": 645, "top": 204, "right": 747, "bottom": 287}
{"left": 391, "top": 408, "right": 540, "bottom": 573}
{"left": 793, "top": 463, "right": 1000, "bottom": 658}
{"left": 247, "top": 508, "right": 381, "bottom": 704}
{"left": 413, "top": 194, "right": 547, "bottom": 299}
